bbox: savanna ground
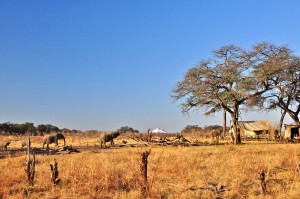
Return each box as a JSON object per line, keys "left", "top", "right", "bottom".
{"left": 1, "top": 134, "right": 300, "bottom": 199}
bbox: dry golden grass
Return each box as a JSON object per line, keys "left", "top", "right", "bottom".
{"left": 1, "top": 135, "right": 300, "bottom": 199}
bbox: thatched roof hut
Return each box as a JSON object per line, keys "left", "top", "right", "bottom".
{"left": 230, "top": 121, "right": 269, "bottom": 138}
{"left": 284, "top": 122, "right": 300, "bottom": 140}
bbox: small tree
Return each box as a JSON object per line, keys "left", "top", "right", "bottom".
{"left": 23, "top": 122, "right": 36, "bottom": 135}
{"left": 117, "top": 126, "right": 139, "bottom": 134}
{"left": 37, "top": 124, "right": 47, "bottom": 135}
{"left": 181, "top": 125, "right": 203, "bottom": 134}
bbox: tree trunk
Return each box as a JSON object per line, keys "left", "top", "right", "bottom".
{"left": 286, "top": 110, "right": 300, "bottom": 125}
{"left": 231, "top": 114, "right": 237, "bottom": 145}
{"left": 232, "top": 105, "right": 242, "bottom": 145}
{"left": 222, "top": 108, "right": 226, "bottom": 139}
{"left": 278, "top": 110, "right": 286, "bottom": 139}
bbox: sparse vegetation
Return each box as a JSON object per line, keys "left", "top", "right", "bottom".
{"left": 1, "top": 134, "right": 300, "bottom": 198}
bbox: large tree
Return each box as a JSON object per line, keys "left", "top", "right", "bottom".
{"left": 252, "top": 43, "right": 300, "bottom": 134}
{"left": 172, "top": 45, "right": 270, "bottom": 144}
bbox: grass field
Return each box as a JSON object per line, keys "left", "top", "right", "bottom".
{"left": 1, "top": 135, "right": 300, "bottom": 199}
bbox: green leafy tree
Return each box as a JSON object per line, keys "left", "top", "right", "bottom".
{"left": 37, "top": 124, "right": 59, "bottom": 135}
{"left": 181, "top": 125, "right": 202, "bottom": 134}
{"left": 117, "top": 126, "right": 139, "bottom": 133}
{"left": 37, "top": 124, "right": 47, "bottom": 135}
{"left": 22, "top": 122, "right": 36, "bottom": 135}
{"left": 0, "top": 122, "right": 11, "bottom": 134}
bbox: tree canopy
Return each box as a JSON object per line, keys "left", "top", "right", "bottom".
{"left": 172, "top": 42, "right": 300, "bottom": 144}
{"left": 116, "top": 126, "right": 139, "bottom": 134}
{"left": 252, "top": 43, "right": 300, "bottom": 129}
{"left": 0, "top": 122, "right": 60, "bottom": 135}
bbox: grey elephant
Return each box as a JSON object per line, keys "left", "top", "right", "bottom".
{"left": 100, "top": 131, "right": 121, "bottom": 148}
{"left": 211, "top": 130, "right": 221, "bottom": 143}
{"left": 42, "top": 133, "right": 66, "bottom": 149}
{"left": 1, "top": 141, "right": 11, "bottom": 151}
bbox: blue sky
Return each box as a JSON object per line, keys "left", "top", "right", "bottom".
{"left": 0, "top": 1, "right": 299, "bottom": 132}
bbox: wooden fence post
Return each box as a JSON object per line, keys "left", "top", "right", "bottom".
{"left": 140, "top": 149, "right": 151, "bottom": 197}
{"left": 260, "top": 169, "right": 267, "bottom": 195}
{"left": 25, "top": 135, "right": 35, "bottom": 185}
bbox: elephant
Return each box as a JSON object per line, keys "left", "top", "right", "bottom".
{"left": 100, "top": 131, "right": 121, "bottom": 148}
{"left": 1, "top": 141, "right": 11, "bottom": 151}
{"left": 211, "top": 130, "right": 221, "bottom": 143}
{"left": 42, "top": 133, "right": 66, "bottom": 149}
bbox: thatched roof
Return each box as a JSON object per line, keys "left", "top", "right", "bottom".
{"left": 284, "top": 122, "right": 300, "bottom": 127}
{"left": 238, "top": 121, "right": 269, "bottom": 131}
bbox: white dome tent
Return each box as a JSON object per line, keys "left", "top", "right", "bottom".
{"left": 152, "top": 128, "right": 167, "bottom": 133}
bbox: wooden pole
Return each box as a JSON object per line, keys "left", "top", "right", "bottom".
{"left": 260, "top": 170, "right": 267, "bottom": 194}
{"left": 140, "top": 150, "right": 151, "bottom": 197}
{"left": 25, "top": 135, "right": 35, "bottom": 185}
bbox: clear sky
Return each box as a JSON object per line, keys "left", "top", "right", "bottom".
{"left": 0, "top": 1, "right": 299, "bottom": 132}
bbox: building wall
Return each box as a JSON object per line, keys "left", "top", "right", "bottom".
{"left": 284, "top": 126, "right": 300, "bottom": 139}
{"left": 242, "top": 129, "right": 257, "bottom": 138}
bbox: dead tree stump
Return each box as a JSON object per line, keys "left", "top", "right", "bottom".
{"left": 25, "top": 136, "right": 35, "bottom": 185}
{"left": 296, "top": 162, "right": 300, "bottom": 174}
{"left": 140, "top": 149, "right": 151, "bottom": 197}
{"left": 259, "top": 170, "right": 267, "bottom": 195}
{"left": 147, "top": 129, "right": 153, "bottom": 142}
{"left": 50, "top": 159, "right": 61, "bottom": 185}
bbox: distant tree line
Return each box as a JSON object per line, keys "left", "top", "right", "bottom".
{"left": 0, "top": 122, "right": 60, "bottom": 136}
{"left": 0, "top": 122, "right": 141, "bottom": 136}
{"left": 181, "top": 124, "right": 232, "bottom": 138}
{"left": 181, "top": 125, "right": 203, "bottom": 134}
{"left": 181, "top": 124, "right": 228, "bottom": 133}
